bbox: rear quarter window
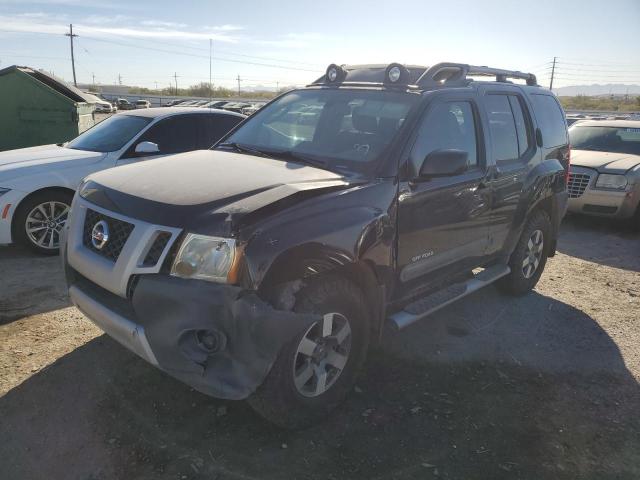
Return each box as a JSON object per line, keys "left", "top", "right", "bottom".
{"left": 530, "top": 94, "right": 567, "bottom": 148}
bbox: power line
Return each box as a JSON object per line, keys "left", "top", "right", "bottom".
{"left": 555, "top": 57, "right": 640, "bottom": 67}
{"left": 79, "top": 35, "right": 320, "bottom": 72}
{"left": 110, "top": 34, "right": 324, "bottom": 68}
{"left": 0, "top": 53, "right": 68, "bottom": 61}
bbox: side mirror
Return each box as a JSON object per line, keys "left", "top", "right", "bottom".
{"left": 134, "top": 141, "right": 160, "bottom": 155}
{"left": 419, "top": 149, "right": 468, "bottom": 178}
{"left": 535, "top": 128, "right": 544, "bottom": 147}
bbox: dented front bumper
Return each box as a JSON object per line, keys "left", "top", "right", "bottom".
{"left": 66, "top": 267, "right": 317, "bottom": 400}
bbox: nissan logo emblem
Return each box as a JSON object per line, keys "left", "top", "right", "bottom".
{"left": 91, "top": 220, "right": 110, "bottom": 250}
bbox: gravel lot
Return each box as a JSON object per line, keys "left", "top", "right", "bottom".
{"left": 1, "top": 215, "right": 639, "bottom": 479}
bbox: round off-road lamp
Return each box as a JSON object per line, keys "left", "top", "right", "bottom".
{"left": 325, "top": 64, "right": 346, "bottom": 83}
{"left": 388, "top": 66, "right": 402, "bottom": 83}
{"left": 385, "top": 63, "right": 409, "bottom": 84}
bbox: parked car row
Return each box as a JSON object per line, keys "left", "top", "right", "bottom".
{"left": 88, "top": 96, "right": 268, "bottom": 114}
{"left": 566, "top": 112, "right": 637, "bottom": 126}
{"left": 166, "top": 99, "right": 267, "bottom": 115}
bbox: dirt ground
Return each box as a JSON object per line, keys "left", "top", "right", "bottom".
{"left": 1, "top": 215, "right": 639, "bottom": 480}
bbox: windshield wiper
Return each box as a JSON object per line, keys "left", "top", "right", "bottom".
{"left": 217, "top": 142, "right": 273, "bottom": 159}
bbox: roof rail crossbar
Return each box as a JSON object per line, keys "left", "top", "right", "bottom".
{"left": 417, "top": 63, "right": 538, "bottom": 87}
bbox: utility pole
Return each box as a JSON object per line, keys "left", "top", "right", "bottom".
{"left": 118, "top": 74, "right": 122, "bottom": 85}
{"left": 236, "top": 74, "right": 241, "bottom": 96}
{"left": 549, "top": 56, "right": 557, "bottom": 91}
{"left": 209, "top": 39, "right": 213, "bottom": 101}
{"left": 91, "top": 72, "right": 96, "bottom": 88}
{"left": 276, "top": 81, "right": 279, "bottom": 91}
{"left": 173, "top": 72, "right": 179, "bottom": 96}
{"left": 65, "top": 24, "right": 78, "bottom": 87}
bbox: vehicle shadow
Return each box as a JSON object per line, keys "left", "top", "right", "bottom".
{"left": 0, "top": 245, "right": 70, "bottom": 324}
{"left": 1, "top": 288, "right": 638, "bottom": 480}
{"left": 557, "top": 214, "right": 640, "bottom": 273}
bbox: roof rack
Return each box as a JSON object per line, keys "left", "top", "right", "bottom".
{"left": 417, "top": 63, "right": 538, "bottom": 88}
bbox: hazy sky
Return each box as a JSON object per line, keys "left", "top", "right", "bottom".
{"left": 1, "top": 0, "right": 639, "bottom": 90}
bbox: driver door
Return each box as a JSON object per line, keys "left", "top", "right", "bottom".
{"left": 396, "top": 94, "right": 493, "bottom": 295}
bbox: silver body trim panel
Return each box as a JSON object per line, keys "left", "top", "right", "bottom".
{"left": 69, "top": 285, "right": 159, "bottom": 366}
{"left": 389, "top": 264, "right": 510, "bottom": 330}
{"left": 66, "top": 196, "right": 182, "bottom": 298}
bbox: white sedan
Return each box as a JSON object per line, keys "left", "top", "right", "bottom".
{"left": 0, "top": 107, "right": 244, "bottom": 254}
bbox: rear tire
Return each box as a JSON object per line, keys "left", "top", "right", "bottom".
{"left": 628, "top": 204, "right": 640, "bottom": 232}
{"left": 14, "top": 190, "right": 73, "bottom": 255}
{"left": 248, "top": 275, "right": 370, "bottom": 429}
{"left": 497, "top": 210, "right": 551, "bottom": 296}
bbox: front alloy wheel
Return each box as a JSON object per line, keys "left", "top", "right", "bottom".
{"left": 14, "top": 190, "right": 73, "bottom": 255}
{"left": 25, "top": 201, "right": 69, "bottom": 251}
{"left": 248, "top": 275, "right": 369, "bottom": 429}
{"left": 293, "top": 312, "right": 352, "bottom": 397}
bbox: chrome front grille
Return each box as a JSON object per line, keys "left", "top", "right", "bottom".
{"left": 66, "top": 198, "right": 182, "bottom": 298}
{"left": 567, "top": 172, "right": 591, "bottom": 198}
{"left": 83, "top": 209, "right": 134, "bottom": 261}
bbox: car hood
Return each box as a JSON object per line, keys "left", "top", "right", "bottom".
{"left": 80, "top": 150, "right": 354, "bottom": 236}
{"left": 0, "top": 144, "right": 106, "bottom": 185}
{"left": 571, "top": 150, "right": 640, "bottom": 174}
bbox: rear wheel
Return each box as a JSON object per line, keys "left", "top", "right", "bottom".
{"left": 14, "top": 190, "right": 72, "bottom": 255}
{"left": 629, "top": 203, "right": 640, "bottom": 232}
{"left": 497, "top": 210, "right": 551, "bottom": 296}
{"left": 248, "top": 275, "right": 369, "bottom": 429}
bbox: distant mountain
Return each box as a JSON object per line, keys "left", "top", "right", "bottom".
{"left": 554, "top": 84, "right": 640, "bottom": 97}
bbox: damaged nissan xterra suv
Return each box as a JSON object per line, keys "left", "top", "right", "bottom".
{"left": 63, "top": 63, "right": 569, "bottom": 428}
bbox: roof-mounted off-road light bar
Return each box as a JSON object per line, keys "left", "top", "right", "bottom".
{"left": 314, "top": 62, "right": 538, "bottom": 88}
{"left": 417, "top": 63, "right": 538, "bottom": 87}
{"left": 315, "top": 63, "right": 424, "bottom": 87}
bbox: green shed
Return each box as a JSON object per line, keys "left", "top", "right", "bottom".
{"left": 0, "top": 65, "right": 96, "bottom": 151}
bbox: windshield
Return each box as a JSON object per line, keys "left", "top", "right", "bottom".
{"left": 220, "top": 88, "right": 419, "bottom": 173}
{"left": 569, "top": 125, "right": 640, "bottom": 155}
{"left": 66, "top": 115, "right": 151, "bottom": 152}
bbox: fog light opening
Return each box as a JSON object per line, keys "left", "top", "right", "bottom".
{"left": 195, "top": 329, "right": 227, "bottom": 354}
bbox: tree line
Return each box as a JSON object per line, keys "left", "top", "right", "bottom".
{"left": 559, "top": 95, "right": 640, "bottom": 112}
{"left": 128, "top": 82, "right": 288, "bottom": 99}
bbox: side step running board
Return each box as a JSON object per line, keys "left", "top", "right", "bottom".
{"left": 387, "top": 264, "right": 510, "bottom": 331}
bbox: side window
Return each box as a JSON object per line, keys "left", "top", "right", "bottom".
{"left": 530, "top": 94, "right": 567, "bottom": 148}
{"left": 410, "top": 101, "right": 478, "bottom": 171}
{"left": 201, "top": 114, "right": 243, "bottom": 148}
{"left": 485, "top": 94, "right": 519, "bottom": 163}
{"left": 508, "top": 96, "right": 532, "bottom": 156}
{"left": 130, "top": 115, "right": 201, "bottom": 156}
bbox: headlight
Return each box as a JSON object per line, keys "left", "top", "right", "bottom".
{"left": 0, "top": 187, "right": 10, "bottom": 197}
{"left": 595, "top": 174, "right": 627, "bottom": 190}
{"left": 171, "top": 234, "right": 237, "bottom": 283}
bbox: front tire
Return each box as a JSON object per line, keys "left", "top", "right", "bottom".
{"left": 14, "top": 190, "right": 72, "bottom": 255}
{"left": 248, "top": 275, "right": 370, "bottom": 429}
{"left": 497, "top": 210, "right": 551, "bottom": 296}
